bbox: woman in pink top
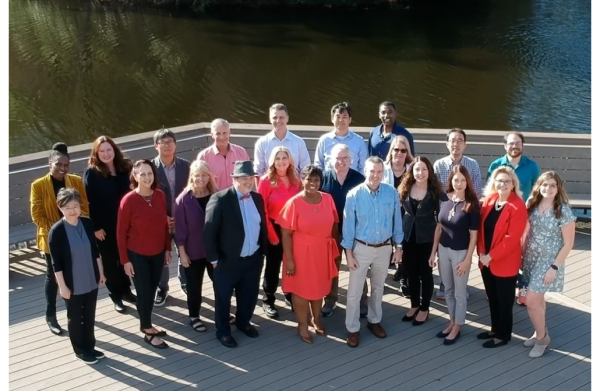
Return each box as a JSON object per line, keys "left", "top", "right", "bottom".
{"left": 257, "top": 146, "right": 302, "bottom": 318}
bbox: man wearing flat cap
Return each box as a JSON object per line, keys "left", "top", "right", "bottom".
{"left": 204, "top": 160, "right": 268, "bottom": 348}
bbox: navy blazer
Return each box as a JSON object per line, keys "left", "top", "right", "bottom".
{"left": 152, "top": 156, "right": 191, "bottom": 217}
{"left": 48, "top": 217, "right": 100, "bottom": 291}
{"left": 203, "top": 187, "right": 268, "bottom": 272}
{"left": 174, "top": 189, "right": 208, "bottom": 260}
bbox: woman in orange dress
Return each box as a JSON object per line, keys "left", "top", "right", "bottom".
{"left": 277, "top": 165, "right": 339, "bottom": 344}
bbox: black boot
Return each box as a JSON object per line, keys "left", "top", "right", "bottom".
{"left": 46, "top": 316, "right": 63, "bottom": 335}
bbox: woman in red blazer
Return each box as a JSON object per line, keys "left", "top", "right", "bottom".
{"left": 477, "top": 166, "right": 528, "bottom": 348}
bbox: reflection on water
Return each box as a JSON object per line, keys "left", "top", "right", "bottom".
{"left": 9, "top": 0, "right": 590, "bottom": 156}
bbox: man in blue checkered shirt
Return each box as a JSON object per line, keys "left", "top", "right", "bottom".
{"left": 433, "top": 128, "right": 483, "bottom": 300}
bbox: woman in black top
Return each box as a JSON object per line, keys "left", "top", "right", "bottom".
{"left": 49, "top": 188, "right": 106, "bottom": 365}
{"left": 431, "top": 165, "right": 480, "bottom": 344}
{"left": 84, "top": 136, "right": 135, "bottom": 313}
{"left": 398, "top": 156, "right": 443, "bottom": 326}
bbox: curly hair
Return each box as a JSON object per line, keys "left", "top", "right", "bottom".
{"left": 88, "top": 135, "right": 132, "bottom": 177}
{"left": 398, "top": 156, "right": 443, "bottom": 201}
{"left": 526, "top": 171, "right": 570, "bottom": 219}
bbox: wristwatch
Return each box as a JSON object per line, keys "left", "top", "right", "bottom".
{"left": 549, "top": 264, "right": 558, "bottom": 271}
{"left": 396, "top": 244, "right": 403, "bottom": 250}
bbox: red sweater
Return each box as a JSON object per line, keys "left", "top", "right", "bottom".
{"left": 117, "top": 189, "right": 171, "bottom": 265}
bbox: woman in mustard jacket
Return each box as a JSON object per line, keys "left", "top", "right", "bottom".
{"left": 30, "top": 143, "right": 89, "bottom": 335}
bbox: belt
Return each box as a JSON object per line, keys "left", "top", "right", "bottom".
{"left": 355, "top": 238, "right": 392, "bottom": 248}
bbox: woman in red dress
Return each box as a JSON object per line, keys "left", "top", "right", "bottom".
{"left": 277, "top": 165, "right": 339, "bottom": 344}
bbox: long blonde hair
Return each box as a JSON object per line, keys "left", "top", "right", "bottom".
{"left": 484, "top": 166, "right": 522, "bottom": 199}
{"left": 526, "top": 171, "right": 570, "bottom": 219}
{"left": 385, "top": 135, "right": 414, "bottom": 165}
{"left": 185, "top": 160, "right": 218, "bottom": 195}
{"left": 266, "top": 146, "right": 299, "bottom": 186}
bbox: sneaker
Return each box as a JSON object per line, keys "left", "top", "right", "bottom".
{"left": 436, "top": 283, "right": 445, "bottom": 300}
{"left": 154, "top": 289, "right": 168, "bottom": 307}
{"left": 321, "top": 303, "right": 336, "bottom": 317}
{"left": 76, "top": 353, "right": 98, "bottom": 365}
{"left": 91, "top": 349, "right": 105, "bottom": 359}
{"left": 181, "top": 284, "right": 188, "bottom": 296}
{"left": 517, "top": 288, "right": 527, "bottom": 306}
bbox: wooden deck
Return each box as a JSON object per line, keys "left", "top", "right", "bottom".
{"left": 9, "top": 225, "right": 591, "bottom": 390}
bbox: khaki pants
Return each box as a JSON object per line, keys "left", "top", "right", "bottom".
{"left": 325, "top": 242, "right": 368, "bottom": 308}
{"left": 345, "top": 242, "right": 393, "bottom": 332}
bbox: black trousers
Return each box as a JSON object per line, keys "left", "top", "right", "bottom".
{"left": 129, "top": 250, "right": 164, "bottom": 330}
{"left": 213, "top": 251, "right": 263, "bottom": 338}
{"left": 97, "top": 232, "right": 131, "bottom": 302}
{"left": 481, "top": 267, "right": 517, "bottom": 341}
{"left": 184, "top": 258, "right": 214, "bottom": 318}
{"left": 262, "top": 220, "right": 291, "bottom": 305}
{"left": 44, "top": 252, "right": 58, "bottom": 318}
{"left": 404, "top": 240, "right": 434, "bottom": 311}
{"left": 64, "top": 288, "right": 98, "bottom": 355}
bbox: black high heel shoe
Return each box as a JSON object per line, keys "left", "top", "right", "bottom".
{"left": 402, "top": 308, "right": 419, "bottom": 322}
{"left": 412, "top": 311, "right": 429, "bottom": 326}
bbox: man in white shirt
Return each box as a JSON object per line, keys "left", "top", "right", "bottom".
{"left": 253, "top": 103, "right": 311, "bottom": 176}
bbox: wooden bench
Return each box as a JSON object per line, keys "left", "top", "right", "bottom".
{"left": 9, "top": 124, "right": 591, "bottom": 251}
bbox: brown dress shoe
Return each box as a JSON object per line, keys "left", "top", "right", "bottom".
{"left": 346, "top": 332, "right": 360, "bottom": 348}
{"left": 367, "top": 322, "right": 387, "bottom": 338}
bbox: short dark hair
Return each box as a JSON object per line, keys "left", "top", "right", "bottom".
{"left": 130, "top": 159, "right": 159, "bottom": 190}
{"left": 504, "top": 131, "right": 525, "bottom": 144}
{"left": 153, "top": 128, "right": 177, "bottom": 145}
{"left": 56, "top": 187, "right": 82, "bottom": 208}
{"left": 447, "top": 128, "right": 467, "bottom": 142}
{"left": 379, "top": 101, "right": 396, "bottom": 110}
{"left": 300, "top": 164, "right": 324, "bottom": 184}
{"left": 269, "top": 103, "right": 289, "bottom": 115}
{"left": 49, "top": 142, "right": 69, "bottom": 162}
{"left": 331, "top": 102, "right": 352, "bottom": 118}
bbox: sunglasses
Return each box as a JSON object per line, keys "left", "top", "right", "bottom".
{"left": 393, "top": 148, "right": 408, "bottom": 153}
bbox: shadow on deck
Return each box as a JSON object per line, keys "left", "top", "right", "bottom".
{"left": 9, "top": 228, "right": 591, "bottom": 391}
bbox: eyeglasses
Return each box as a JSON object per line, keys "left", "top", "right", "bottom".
{"left": 335, "top": 156, "right": 350, "bottom": 162}
{"left": 506, "top": 142, "right": 522, "bottom": 147}
{"left": 393, "top": 148, "right": 408, "bottom": 153}
{"left": 157, "top": 139, "right": 175, "bottom": 146}
{"left": 495, "top": 179, "right": 513, "bottom": 185}
{"left": 61, "top": 205, "right": 81, "bottom": 212}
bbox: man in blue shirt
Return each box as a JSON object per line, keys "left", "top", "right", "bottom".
{"left": 342, "top": 156, "right": 404, "bottom": 348}
{"left": 320, "top": 144, "right": 367, "bottom": 318}
{"left": 314, "top": 102, "right": 368, "bottom": 173}
{"left": 487, "top": 132, "right": 541, "bottom": 201}
{"left": 368, "top": 101, "right": 415, "bottom": 159}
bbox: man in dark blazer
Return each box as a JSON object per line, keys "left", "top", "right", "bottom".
{"left": 152, "top": 128, "right": 191, "bottom": 306}
{"left": 204, "top": 160, "right": 268, "bottom": 348}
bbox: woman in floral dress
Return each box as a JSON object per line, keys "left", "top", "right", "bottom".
{"left": 522, "top": 171, "right": 576, "bottom": 358}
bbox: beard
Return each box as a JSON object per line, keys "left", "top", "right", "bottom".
{"left": 508, "top": 149, "right": 522, "bottom": 158}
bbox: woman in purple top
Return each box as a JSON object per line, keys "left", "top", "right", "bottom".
{"left": 431, "top": 165, "right": 480, "bottom": 345}
{"left": 174, "top": 160, "right": 218, "bottom": 332}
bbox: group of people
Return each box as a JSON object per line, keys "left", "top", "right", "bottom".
{"left": 29, "top": 101, "right": 577, "bottom": 365}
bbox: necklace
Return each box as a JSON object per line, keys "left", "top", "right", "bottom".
{"left": 138, "top": 192, "right": 153, "bottom": 207}
{"left": 539, "top": 203, "right": 553, "bottom": 216}
{"left": 304, "top": 193, "right": 322, "bottom": 212}
{"left": 494, "top": 199, "right": 506, "bottom": 211}
{"left": 448, "top": 197, "right": 463, "bottom": 220}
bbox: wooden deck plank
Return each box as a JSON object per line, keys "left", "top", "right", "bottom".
{"left": 9, "top": 233, "right": 592, "bottom": 390}
{"left": 521, "top": 359, "right": 591, "bottom": 391}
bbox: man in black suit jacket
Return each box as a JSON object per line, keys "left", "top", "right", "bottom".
{"left": 152, "top": 128, "right": 191, "bottom": 306}
{"left": 204, "top": 161, "right": 268, "bottom": 348}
